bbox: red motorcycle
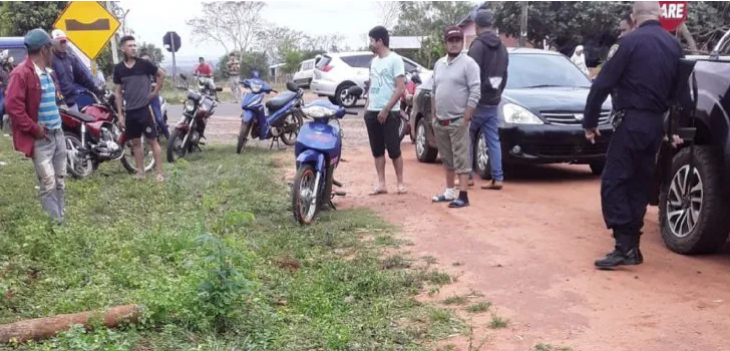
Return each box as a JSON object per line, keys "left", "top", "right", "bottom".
{"left": 398, "top": 71, "right": 421, "bottom": 142}
{"left": 61, "top": 91, "right": 156, "bottom": 179}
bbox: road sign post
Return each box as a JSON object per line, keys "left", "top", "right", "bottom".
{"left": 53, "top": 1, "right": 121, "bottom": 60}
{"left": 163, "top": 32, "right": 181, "bottom": 86}
{"left": 659, "top": 1, "right": 688, "bottom": 32}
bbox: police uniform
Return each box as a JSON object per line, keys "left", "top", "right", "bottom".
{"left": 583, "top": 19, "right": 682, "bottom": 268}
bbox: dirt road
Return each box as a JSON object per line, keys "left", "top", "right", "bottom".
{"left": 206, "top": 111, "right": 730, "bottom": 351}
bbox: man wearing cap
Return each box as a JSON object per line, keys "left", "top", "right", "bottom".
{"left": 50, "top": 29, "right": 102, "bottom": 112}
{"left": 6, "top": 28, "right": 66, "bottom": 224}
{"left": 467, "top": 9, "right": 509, "bottom": 190}
{"left": 431, "top": 26, "right": 481, "bottom": 208}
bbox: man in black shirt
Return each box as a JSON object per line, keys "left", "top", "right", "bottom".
{"left": 113, "top": 35, "right": 165, "bottom": 181}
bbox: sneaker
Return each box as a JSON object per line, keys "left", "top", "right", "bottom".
{"left": 448, "top": 198, "right": 469, "bottom": 208}
{"left": 432, "top": 189, "right": 456, "bottom": 203}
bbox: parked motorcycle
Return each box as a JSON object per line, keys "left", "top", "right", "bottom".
{"left": 291, "top": 86, "right": 362, "bottom": 225}
{"left": 61, "top": 92, "right": 155, "bottom": 178}
{"left": 398, "top": 71, "right": 421, "bottom": 142}
{"left": 236, "top": 79, "right": 305, "bottom": 154}
{"left": 166, "top": 73, "right": 222, "bottom": 162}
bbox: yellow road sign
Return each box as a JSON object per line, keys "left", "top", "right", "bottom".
{"left": 53, "top": 1, "right": 120, "bottom": 60}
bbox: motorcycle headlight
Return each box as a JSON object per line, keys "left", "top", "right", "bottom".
{"left": 250, "top": 82, "right": 263, "bottom": 93}
{"left": 184, "top": 100, "right": 196, "bottom": 113}
{"left": 502, "top": 103, "right": 543, "bottom": 125}
{"left": 302, "top": 105, "right": 335, "bottom": 118}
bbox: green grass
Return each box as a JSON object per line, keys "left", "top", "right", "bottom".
{"left": 488, "top": 314, "right": 510, "bottom": 329}
{"left": 535, "top": 344, "right": 573, "bottom": 351}
{"left": 442, "top": 295, "right": 468, "bottom": 306}
{"left": 0, "top": 138, "right": 463, "bottom": 350}
{"left": 466, "top": 302, "right": 492, "bottom": 313}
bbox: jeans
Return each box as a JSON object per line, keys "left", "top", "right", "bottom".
{"left": 150, "top": 97, "right": 169, "bottom": 138}
{"left": 33, "top": 128, "right": 67, "bottom": 223}
{"left": 469, "top": 105, "right": 503, "bottom": 181}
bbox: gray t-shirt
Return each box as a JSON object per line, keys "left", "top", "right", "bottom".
{"left": 432, "top": 53, "right": 481, "bottom": 120}
{"left": 113, "top": 59, "right": 158, "bottom": 111}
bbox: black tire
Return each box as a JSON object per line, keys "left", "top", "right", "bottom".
{"left": 279, "top": 111, "right": 303, "bottom": 146}
{"left": 659, "top": 145, "right": 730, "bottom": 254}
{"left": 398, "top": 115, "right": 408, "bottom": 142}
{"left": 64, "top": 132, "right": 95, "bottom": 179}
{"left": 590, "top": 161, "right": 605, "bottom": 176}
{"left": 121, "top": 135, "right": 156, "bottom": 174}
{"left": 335, "top": 83, "right": 357, "bottom": 108}
{"left": 415, "top": 118, "right": 438, "bottom": 163}
{"left": 327, "top": 96, "right": 338, "bottom": 105}
{"left": 473, "top": 131, "right": 492, "bottom": 180}
{"left": 320, "top": 165, "right": 335, "bottom": 210}
{"left": 237, "top": 122, "right": 252, "bottom": 154}
{"left": 292, "top": 163, "right": 320, "bottom": 225}
{"left": 166, "top": 128, "right": 188, "bottom": 163}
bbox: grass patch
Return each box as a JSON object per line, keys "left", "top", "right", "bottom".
{"left": 443, "top": 295, "right": 468, "bottom": 306}
{"left": 381, "top": 254, "right": 412, "bottom": 270}
{"left": 422, "top": 271, "right": 452, "bottom": 285}
{"left": 489, "top": 314, "right": 510, "bottom": 329}
{"left": 0, "top": 138, "right": 462, "bottom": 350}
{"left": 466, "top": 302, "right": 492, "bottom": 313}
{"left": 452, "top": 261, "right": 464, "bottom": 267}
{"left": 535, "top": 344, "right": 573, "bottom": 351}
{"left": 423, "top": 255, "right": 438, "bottom": 265}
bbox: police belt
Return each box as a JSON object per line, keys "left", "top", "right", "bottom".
{"left": 612, "top": 109, "right": 665, "bottom": 130}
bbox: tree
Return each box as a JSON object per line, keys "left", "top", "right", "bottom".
{"left": 376, "top": 1, "right": 401, "bottom": 30}
{"left": 303, "top": 34, "right": 347, "bottom": 53}
{"left": 187, "top": 2, "right": 266, "bottom": 54}
{"left": 258, "top": 26, "right": 306, "bottom": 62}
{"left": 138, "top": 42, "right": 164, "bottom": 64}
{"left": 0, "top": 1, "right": 68, "bottom": 36}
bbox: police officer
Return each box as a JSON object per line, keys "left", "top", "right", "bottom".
{"left": 583, "top": 1, "right": 682, "bottom": 269}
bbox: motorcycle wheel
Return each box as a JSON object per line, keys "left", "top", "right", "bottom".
{"left": 292, "top": 163, "right": 319, "bottom": 225}
{"left": 65, "top": 132, "right": 96, "bottom": 179}
{"left": 167, "top": 128, "right": 188, "bottom": 163}
{"left": 280, "top": 111, "right": 304, "bottom": 146}
{"left": 121, "top": 135, "right": 156, "bottom": 173}
{"left": 237, "top": 122, "right": 253, "bottom": 154}
{"left": 320, "top": 165, "right": 335, "bottom": 210}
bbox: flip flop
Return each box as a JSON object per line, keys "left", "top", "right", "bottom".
{"left": 397, "top": 184, "right": 407, "bottom": 195}
{"left": 369, "top": 186, "right": 388, "bottom": 196}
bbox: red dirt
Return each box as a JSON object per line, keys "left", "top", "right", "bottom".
{"left": 208, "top": 111, "right": 730, "bottom": 351}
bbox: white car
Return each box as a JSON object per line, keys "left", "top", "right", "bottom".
{"left": 293, "top": 58, "right": 317, "bottom": 89}
{"left": 311, "top": 51, "right": 432, "bottom": 108}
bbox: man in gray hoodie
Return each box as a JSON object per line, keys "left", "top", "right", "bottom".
{"left": 467, "top": 9, "right": 509, "bottom": 190}
{"left": 431, "top": 26, "right": 481, "bottom": 208}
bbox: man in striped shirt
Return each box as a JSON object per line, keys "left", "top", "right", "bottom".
{"left": 6, "top": 28, "right": 66, "bottom": 224}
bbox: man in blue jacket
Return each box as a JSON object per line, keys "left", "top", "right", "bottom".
{"left": 50, "top": 29, "right": 102, "bottom": 112}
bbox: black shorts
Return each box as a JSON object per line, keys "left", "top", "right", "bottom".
{"left": 364, "top": 110, "right": 401, "bottom": 159}
{"left": 125, "top": 106, "right": 158, "bottom": 140}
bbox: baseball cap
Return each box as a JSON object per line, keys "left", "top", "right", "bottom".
{"left": 474, "top": 9, "right": 495, "bottom": 27}
{"left": 444, "top": 26, "right": 464, "bottom": 41}
{"left": 51, "top": 29, "right": 67, "bottom": 43}
{"left": 24, "top": 28, "right": 57, "bottom": 51}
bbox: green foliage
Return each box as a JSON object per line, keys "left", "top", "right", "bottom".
{"left": 488, "top": 314, "right": 509, "bottom": 329}
{"left": 216, "top": 51, "right": 269, "bottom": 80}
{"left": 535, "top": 343, "right": 573, "bottom": 351}
{"left": 282, "top": 50, "right": 304, "bottom": 74}
{"left": 466, "top": 302, "right": 492, "bottom": 313}
{"left": 0, "top": 1, "right": 68, "bottom": 36}
{"left": 0, "top": 138, "right": 464, "bottom": 350}
{"left": 442, "top": 295, "right": 468, "bottom": 306}
{"left": 137, "top": 42, "right": 164, "bottom": 64}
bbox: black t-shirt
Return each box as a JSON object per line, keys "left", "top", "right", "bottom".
{"left": 113, "top": 58, "right": 158, "bottom": 111}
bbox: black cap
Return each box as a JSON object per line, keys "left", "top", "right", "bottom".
{"left": 474, "top": 9, "right": 495, "bottom": 27}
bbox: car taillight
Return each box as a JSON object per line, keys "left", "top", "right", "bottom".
{"left": 322, "top": 65, "right": 333, "bottom": 72}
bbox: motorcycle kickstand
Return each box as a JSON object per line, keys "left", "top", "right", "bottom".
{"left": 269, "top": 137, "right": 284, "bottom": 150}
{"left": 328, "top": 199, "right": 337, "bottom": 211}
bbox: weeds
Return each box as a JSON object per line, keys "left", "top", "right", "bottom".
{"left": 443, "top": 295, "right": 468, "bottom": 305}
{"left": 467, "top": 302, "right": 492, "bottom": 313}
{"left": 489, "top": 314, "right": 510, "bottom": 329}
{"left": 535, "top": 344, "right": 573, "bottom": 351}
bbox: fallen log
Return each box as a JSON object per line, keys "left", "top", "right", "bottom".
{"left": 0, "top": 304, "right": 140, "bottom": 344}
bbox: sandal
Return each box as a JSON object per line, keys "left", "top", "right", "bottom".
{"left": 397, "top": 184, "right": 407, "bottom": 195}
{"left": 481, "top": 180, "right": 503, "bottom": 190}
{"left": 369, "top": 186, "right": 388, "bottom": 196}
{"left": 449, "top": 198, "right": 470, "bottom": 208}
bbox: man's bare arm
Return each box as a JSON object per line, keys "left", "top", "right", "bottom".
{"left": 152, "top": 68, "right": 164, "bottom": 96}
{"left": 114, "top": 85, "right": 124, "bottom": 120}
{"left": 383, "top": 75, "right": 405, "bottom": 112}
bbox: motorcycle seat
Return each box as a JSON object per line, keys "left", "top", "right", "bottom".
{"left": 60, "top": 107, "right": 97, "bottom": 123}
{"left": 266, "top": 91, "right": 298, "bottom": 112}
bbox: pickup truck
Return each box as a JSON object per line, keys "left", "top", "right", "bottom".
{"left": 652, "top": 30, "right": 730, "bottom": 254}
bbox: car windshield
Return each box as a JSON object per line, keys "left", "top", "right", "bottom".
{"left": 506, "top": 53, "right": 592, "bottom": 89}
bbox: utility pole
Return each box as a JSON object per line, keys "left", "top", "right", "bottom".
{"left": 519, "top": 1, "right": 528, "bottom": 47}
{"left": 106, "top": 1, "right": 120, "bottom": 64}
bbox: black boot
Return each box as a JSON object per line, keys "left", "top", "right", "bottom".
{"left": 595, "top": 232, "right": 642, "bottom": 269}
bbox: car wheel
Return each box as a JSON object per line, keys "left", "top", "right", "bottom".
{"left": 415, "top": 118, "right": 437, "bottom": 163}
{"left": 590, "top": 161, "right": 605, "bottom": 176}
{"left": 336, "top": 84, "right": 357, "bottom": 108}
{"left": 659, "top": 146, "right": 730, "bottom": 254}
{"left": 474, "top": 133, "right": 492, "bottom": 180}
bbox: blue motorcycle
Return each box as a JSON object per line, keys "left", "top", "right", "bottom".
{"left": 236, "top": 78, "right": 305, "bottom": 154}
{"left": 291, "top": 86, "right": 362, "bottom": 225}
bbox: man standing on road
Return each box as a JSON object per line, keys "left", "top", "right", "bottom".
{"left": 6, "top": 29, "right": 66, "bottom": 223}
{"left": 365, "top": 25, "right": 407, "bottom": 195}
{"left": 583, "top": 1, "right": 682, "bottom": 269}
{"left": 431, "top": 26, "right": 481, "bottom": 209}
{"left": 467, "top": 9, "right": 509, "bottom": 190}
{"left": 50, "top": 29, "right": 103, "bottom": 112}
{"left": 227, "top": 53, "right": 241, "bottom": 103}
{"left": 113, "top": 36, "right": 166, "bottom": 182}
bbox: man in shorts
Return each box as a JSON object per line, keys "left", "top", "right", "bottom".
{"left": 140, "top": 53, "right": 169, "bottom": 139}
{"left": 365, "top": 25, "right": 407, "bottom": 195}
{"left": 113, "top": 35, "right": 165, "bottom": 181}
{"left": 431, "top": 26, "right": 481, "bottom": 208}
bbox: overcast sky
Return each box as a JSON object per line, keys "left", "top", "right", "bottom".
{"left": 124, "top": 1, "right": 386, "bottom": 63}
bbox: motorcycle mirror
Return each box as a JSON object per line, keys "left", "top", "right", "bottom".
{"left": 179, "top": 73, "right": 188, "bottom": 81}
{"left": 286, "top": 81, "right": 299, "bottom": 92}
